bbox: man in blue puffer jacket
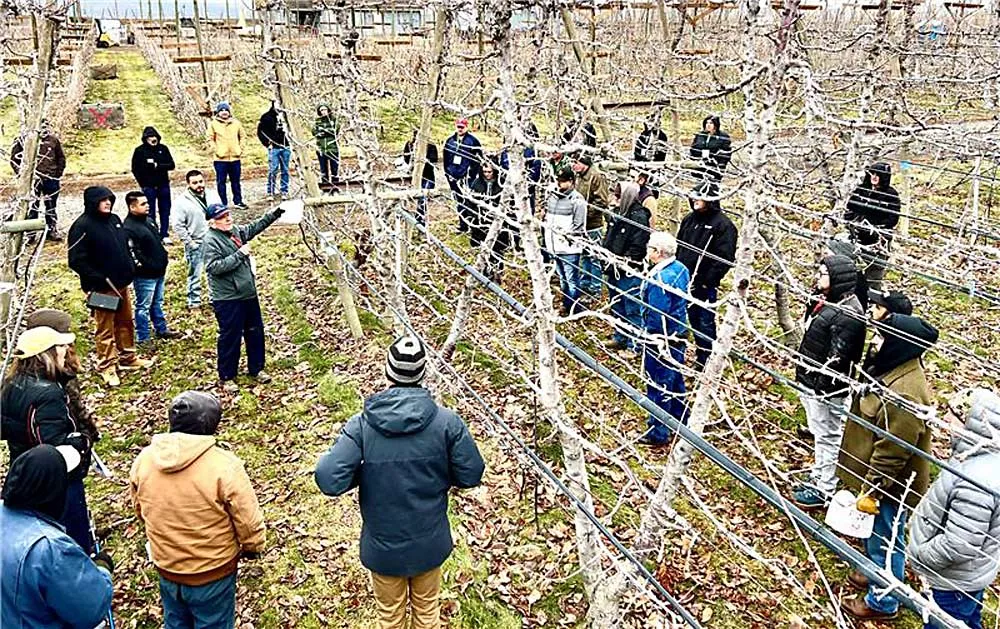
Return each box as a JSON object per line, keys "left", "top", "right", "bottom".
{"left": 315, "top": 336, "right": 484, "bottom": 629}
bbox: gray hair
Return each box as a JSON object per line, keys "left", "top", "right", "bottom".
{"left": 647, "top": 231, "right": 677, "bottom": 257}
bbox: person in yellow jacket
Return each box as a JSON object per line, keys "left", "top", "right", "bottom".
{"left": 130, "top": 391, "right": 265, "bottom": 628}
{"left": 206, "top": 102, "right": 246, "bottom": 209}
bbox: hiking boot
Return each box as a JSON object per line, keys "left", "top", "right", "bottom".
{"left": 847, "top": 570, "right": 869, "bottom": 591}
{"left": 841, "top": 594, "right": 897, "bottom": 621}
{"left": 100, "top": 368, "right": 120, "bottom": 387}
{"left": 156, "top": 330, "right": 183, "bottom": 340}
{"left": 796, "top": 425, "right": 814, "bottom": 441}
{"left": 119, "top": 357, "right": 154, "bottom": 371}
{"left": 46, "top": 230, "right": 65, "bottom": 243}
{"left": 791, "top": 485, "right": 827, "bottom": 510}
{"left": 221, "top": 379, "right": 239, "bottom": 393}
{"left": 250, "top": 371, "right": 272, "bottom": 384}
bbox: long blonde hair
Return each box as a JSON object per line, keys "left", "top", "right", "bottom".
{"left": 3, "top": 346, "right": 73, "bottom": 389}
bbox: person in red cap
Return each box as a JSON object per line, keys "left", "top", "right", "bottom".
{"left": 442, "top": 118, "right": 482, "bottom": 233}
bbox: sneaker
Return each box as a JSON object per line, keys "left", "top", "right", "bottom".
{"left": 46, "top": 231, "right": 65, "bottom": 243}
{"left": 221, "top": 379, "right": 239, "bottom": 393}
{"left": 119, "top": 357, "right": 154, "bottom": 371}
{"left": 235, "top": 202, "right": 249, "bottom": 211}
{"left": 156, "top": 330, "right": 183, "bottom": 340}
{"left": 791, "top": 485, "right": 827, "bottom": 509}
{"left": 100, "top": 368, "right": 120, "bottom": 387}
{"left": 250, "top": 371, "right": 272, "bottom": 384}
{"left": 638, "top": 434, "right": 670, "bottom": 447}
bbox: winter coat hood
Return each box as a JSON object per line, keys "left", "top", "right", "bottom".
{"left": 702, "top": 115, "right": 722, "bottom": 133}
{"left": 83, "top": 185, "right": 116, "bottom": 216}
{"left": 617, "top": 181, "right": 640, "bottom": 214}
{"left": 688, "top": 180, "right": 722, "bottom": 213}
{"left": 142, "top": 126, "right": 161, "bottom": 142}
{"left": 316, "top": 103, "right": 331, "bottom": 117}
{"left": 864, "top": 314, "right": 939, "bottom": 379}
{"left": 362, "top": 387, "right": 438, "bottom": 437}
{"left": 954, "top": 389, "right": 1000, "bottom": 457}
{"left": 147, "top": 432, "right": 216, "bottom": 473}
{"left": 863, "top": 162, "right": 893, "bottom": 189}
{"left": 0, "top": 444, "right": 67, "bottom": 520}
{"left": 169, "top": 391, "right": 222, "bottom": 435}
{"left": 821, "top": 254, "right": 858, "bottom": 302}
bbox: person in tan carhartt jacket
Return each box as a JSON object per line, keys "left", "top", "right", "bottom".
{"left": 130, "top": 390, "right": 264, "bottom": 628}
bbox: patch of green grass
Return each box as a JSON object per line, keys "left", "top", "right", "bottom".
{"left": 63, "top": 49, "right": 207, "bottom": 176}
{"left": 316, "top": 371, "right": 362, "bottom": 420}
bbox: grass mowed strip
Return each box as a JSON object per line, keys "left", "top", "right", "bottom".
{"left": 63, "top": 48, "right": 208, "bottom": 177}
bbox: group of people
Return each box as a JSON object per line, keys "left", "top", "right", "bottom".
{"left": 3, "top": 105, "right": 995, "bottom": 629}
{"left": 1, "top": 322, "right": 482, "bottom": 629}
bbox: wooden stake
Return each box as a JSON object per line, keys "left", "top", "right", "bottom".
{"left": 190, "top": 0, "right": 210, "bottom": 103}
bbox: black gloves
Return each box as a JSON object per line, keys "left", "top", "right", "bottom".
{"left": 64, "top": 432, "right": 92, "bottom": 458}
{"left": 272, "top": 207, "right": 285, "bottom": 218}
{"left": 92, "top": 550, "right": 114, "bottom": 573}
{"left": 241, "top": 550, "right": 261, "bottom": 560}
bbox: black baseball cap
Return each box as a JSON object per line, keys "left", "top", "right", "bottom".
{"left": 868, "top": 289, "right": 913, "bottom": 315}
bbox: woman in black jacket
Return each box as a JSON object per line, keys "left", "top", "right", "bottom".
{"left": 689, "top": 115, "right": 732, "bottom": 181}
{"left": 1, "top": 326, "right": 94, "bottom": 552}
{"left": 844, "top": 162, "right": 901, "bottom": 290}
{"left": 603, "top": 181, "right": 651, "bottom": 351}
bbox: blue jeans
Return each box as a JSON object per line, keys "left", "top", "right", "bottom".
{"left": 926, "top": 589, "right": 984, "bottom": 629}
{"left": 185, "top": 245, "right": 205, "bottom": 307}
{"left": 134, "top": 277, "right": 168, "bottom": 342}
{"left": 267, "top": 147, "right": 290, "bottom": 195}
{"left": 688, "top": 285, "right": 718, "bottom": 368}
{"left": 644, "top": 343, "right": 688, "bottom": 443}
{"left": 61, "top": 478, "right": 93, "bottom": 554}
{"left": 160, "top": 571, "right": 237, "bottom": 629}
{"left": 416, "top": 178, "right": 434, "bottom": 225}
{"left": 864, "top": 500, "right": 907, "bottom": 614}
{"left": 580, "top": 228, "right": 604, "bottom": 295}
{"left": 142, "top": 184, "right": 172, "bottom": 237}
{"left": 212, "top": 297, "right": 266, "bottom": 381}
{"left": 30, "top": 175, "right": 61, "bottom": 231}
{"left": 608, "top": 272, "right": 643, "bottom": 349}
{"left": 318, "top": 151, "right": 339, "bottom": 185}
{"left": 214, "top": 160, "right": 243, "bottom": 206}
{"left": 554, "top": 253, "right": 582, "bottom": 313}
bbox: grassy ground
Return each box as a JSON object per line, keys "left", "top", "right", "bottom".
{"left": 22, "top": 229, "right": 523, "bottom": 628}
{"left": 61, "top": 49, "right": 209, "bottom": 177}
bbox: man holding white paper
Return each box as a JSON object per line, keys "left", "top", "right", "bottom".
{"left": 202, "top": 204, "right": 283, "bottom": 391}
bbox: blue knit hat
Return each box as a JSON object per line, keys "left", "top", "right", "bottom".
{"left": 214, "top": 101, "right": 231, "bottom": 114}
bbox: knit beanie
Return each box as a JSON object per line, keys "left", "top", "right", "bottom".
{"left": 215, "top": 101, "right": 231, "bottom": 114}
{"left": 386, "top": 336, "right": 427, "bottom": 385}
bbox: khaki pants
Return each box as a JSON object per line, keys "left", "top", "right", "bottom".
{"left": 371, "top": 567, "right": 441, "bottom": 629}
{"left": 92, "top": 287, "right": 137, "bottom": 372}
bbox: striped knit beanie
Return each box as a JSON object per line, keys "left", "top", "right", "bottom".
{"left": 386, "top": 336, "right": 427, "bottom": 385}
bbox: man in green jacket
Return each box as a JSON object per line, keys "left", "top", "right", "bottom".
{"left": 836, "top": 313, "right": 938, "bottom": 621}
{"left": 203, "top": 203, "right": 283, "bottom": 391}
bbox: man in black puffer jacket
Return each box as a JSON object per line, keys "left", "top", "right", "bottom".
{"left": 676, "top": 180, "right": 737, "bottom": 368}
{"left": 603, "top": 181, "right": 651, "bottom": 351}
{"left": 68, "top": 186, "right": 151, "bottom": 387}
{"left": 792, "top": 254, "right": 867, "bottom": 509}
{"left": 689, "top": 115, "right": 732, "bottom": 181}
{"left": 845, "top": 162, "right": 900, "bottom": 289}
{"left": 122, "top": 191, "right": 181, "bottom": 346}
{"left": 130, "top": 126, "right": 176, "bottom": 241}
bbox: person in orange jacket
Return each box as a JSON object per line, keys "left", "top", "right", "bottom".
{"left": 130, "top": 391, "right": 265, "bottom": 628}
